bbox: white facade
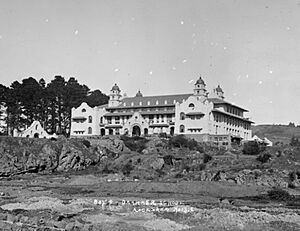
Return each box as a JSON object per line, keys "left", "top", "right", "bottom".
{"left": 13, "top": 121, "right": 57, "bottom": 139}
{"left": 70, "top": 77, "right": 253, "bottom": 143}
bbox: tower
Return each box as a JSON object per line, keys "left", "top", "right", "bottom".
{"left": 215, "top": 85, "right": 224, "bottom": 99}
{"left": 194, "top": 76, "right": 207, "bottom": 97}
{"left": 135, "top": 90, "right": 143, "bottom": 97}
{"left": 108, "top": 83, "right": 122, "bottom": 107}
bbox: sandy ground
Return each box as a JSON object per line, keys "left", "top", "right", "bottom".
{"left": 0, "top": 173, "right": 299, "bottom": 231}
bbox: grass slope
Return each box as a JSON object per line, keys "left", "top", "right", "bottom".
{"left": 252, "top": 124, "right": 300, "bottom": 144}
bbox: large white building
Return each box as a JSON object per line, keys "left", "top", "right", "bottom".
{"left": 70, "top": 77, "right": 253, "bottom": 144}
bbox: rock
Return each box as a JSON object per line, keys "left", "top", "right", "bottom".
{"left": 92, "top": 137, "right": 129, "bottom": 154}
{"left": 65, "top": 222, "right": 75, "bottom": 231}
{"left": 57, "top": 143, "right": 85, "bottom": 171}
{"left": 82, "top": 224, "right": 93, "bottom": 231}
{"left": 150, "top": 158, "right": 164, "bottom": 170}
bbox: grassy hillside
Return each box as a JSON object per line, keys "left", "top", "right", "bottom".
{"left": 252, "top": 124, "right": 300, "bottom": 144}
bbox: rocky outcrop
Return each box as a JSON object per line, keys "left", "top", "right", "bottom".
{"left": 197, "top": 168, "right": 290, "bottom": 188}
{"left": 0, "top": 137, "right": 104, "bottom": 176}
{"left": 89, "top": 136, "right": 129, "bottom": 154}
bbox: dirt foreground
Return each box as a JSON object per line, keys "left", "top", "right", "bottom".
{"left": 0, "top": 173, "right": 299, "bottom": 231}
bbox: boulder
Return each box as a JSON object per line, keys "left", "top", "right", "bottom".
{"left": 57, "top": 143, "right": 85, "bottom": 171}
{"left": 91, "top": 137, "right": 129, "bottom": 154}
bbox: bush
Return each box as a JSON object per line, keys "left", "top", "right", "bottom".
{"left": 120, "top": 135, "right": 148, "bottom": 153}
{"left": 163, "top": 155, "right": 174, "bottom": 165}
{"left": 203, "top": 153, "right": 212, "bottom": 163}
{"left": 158, "top": 132, "right": 168, "bottom": 138}
{"left": 290, "top": 136, "right": 300, "bottom": 146}
{"left": 256, "top": 153, "right": 272, "bottom": 163}
{"left": 82, "top": 140, "right": 91, "bottom": 148}
{"left": 168, "top": 135, "right": 188, "bottom": 148}
{"left": 289, "top": 171, "right": 300, "bottom": 181}
{"left": 267, "top": 188, "right": 294, "bottom": 201}
{"left": 243, "top": 141, "right": 260, "bottom": 155}
{"left": 122, "top": 161, "right": 134, "bottom": 176}
{"left": 168, "top": 135, "right": 200, "bottom": 151}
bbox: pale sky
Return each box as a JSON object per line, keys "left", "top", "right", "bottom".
{"left": 0, "top": 0, "right": 300, "bottom": 125}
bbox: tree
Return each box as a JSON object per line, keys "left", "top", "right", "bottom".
{"left": 6, "top": 81, "right": 25, "bottom": 135}
{"left": 0, "top": 84, "right": 8, "bottom": 134}
{"left": 86, "top": 89, "right": 109, "bottom": 107}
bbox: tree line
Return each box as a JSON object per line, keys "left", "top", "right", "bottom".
{"left": 0, "top": 76, "right": 109, "bottom": 137}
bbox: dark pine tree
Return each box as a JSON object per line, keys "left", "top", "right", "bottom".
{"left": 86, "top": 89, "right": 109, "bottom": 107}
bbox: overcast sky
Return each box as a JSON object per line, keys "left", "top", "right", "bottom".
{"left": 0, "top": 0, "right": 300, "bottom": 125}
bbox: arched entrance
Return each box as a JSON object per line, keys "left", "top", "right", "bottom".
{"left": 100, "top": 128, "right": 105, "bottom": 136}
{"left": 170, "top": 127, "right": 175, "bottom": 136}
{"left": 132, "top": 125, "right": 141, "bottom": 137}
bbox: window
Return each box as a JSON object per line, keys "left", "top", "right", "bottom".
{"left": 188, "top": 103, "right": 195, "bottom": 109}
{"left": 180, "top": 112, "right": 185, "bottom": 120}
{"left": 100, "top": 117, "right": 103, "bottom": 124}
{"left": 180, "top": 125, "right": 185, "bottom": 133}
{"left": 88, "top": 116, "right": 92, "bottom": 123}
{"left": 82, "top": 108, "right": 86, "bottom": 112}
{"left": 88, "top": 127, "right": 92, "bottom": 134}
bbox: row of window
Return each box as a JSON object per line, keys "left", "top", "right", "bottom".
{"left": 214, "top": 114, "right": 250, "bottom": 129}
{"left": 225, "top": 106, "right": 242, "bottom": 116}
{"left": 180, "top": 112, "right": 203, "bottom": 120}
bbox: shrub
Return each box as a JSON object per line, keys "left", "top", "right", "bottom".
{"left": 163, "top": 155, "right": 174, "bottom": 165}
{"left": 267, "top": 188, "right": 294, "bottom": 201}
{"left": 289, "top": 171, "right": 300, "bottom": 181}
{"left": 122, "top": 161, "right": 134, "bottom": 176}
{"left": 82, "top": 140, "right": 91, "bottom": 148}
{"left": 187, "top": 139, "right": 198, "bottom": 150}
{"left": 158, "top": 132, "right": 168, "bottom": 138}
{"left": 168, "top": 135, "right": 200, "bottom": 151}
{"left": 203, "top": 153, "right": 212, "bottom": 163}
{"left": 256, "top": 153, "right": 272, "bottom": 163}
{"left": 290, "top": 136, "right": 300, "bottom": 146}
{"left": 168, "top": 135, "right": 188, "bottom": 148}
{"left": 120, "top": 136, "right": 148, "bottom": 153}
{"left": 242, "top": 141, "right": 260, "bottom": 155}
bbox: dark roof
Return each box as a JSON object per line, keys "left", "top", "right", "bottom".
{"left": 72, "top": 116, "right": 87, "bottom": 120}
{"left": 104, "top": 112, "right": 133, "bottom": 117}
{"left": 208, "top": 98, "right": 248, "bottom": 112}
{"left": 195, "top": 76, "right": 206, "bottom": 85}
{"left": 212, "top": 109, "right": 254, "bottom": 123}
{"left": 105, "top": 92, "right": 248, "bottom": 112}
{"left": 215, "top": 85, "right": 223, "bottom": 93}
{"left": 135, "top": 90, "right": 143, "bottom": 97}
{"left": 110, "top": 93, "right": 192, "bottom": 108}
{"left": 186, "top": 112, "right": 205, "bottom": 116}
{"left": 111, "top": 83, "right": 120, "bottom": 91}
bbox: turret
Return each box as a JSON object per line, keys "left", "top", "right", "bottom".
{"left": 135, "top": 90, "right": 143, "bottom": 97}
{"left": 108, "top": 83, "right": 122, "bottom": 107}
{"left": 212, "top": 85, "right": 225, "bottom": 99}
{"left": 194, "top": 76, "right": 207, "bottom": 97}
